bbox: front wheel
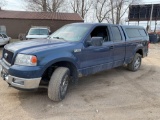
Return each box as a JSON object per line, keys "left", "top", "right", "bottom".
{"left": 127, "top": 53, "right": 142, "bottom": 72}
{"left": 48, "top": 67, "right": 70, "bottom": 101}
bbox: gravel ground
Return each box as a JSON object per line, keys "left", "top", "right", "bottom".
{"left": 0, "top": 43, "right": 160, "bottom": 120}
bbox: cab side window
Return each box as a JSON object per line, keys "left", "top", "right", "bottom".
{"left": 90, "top": 26, "right": 110, "bottom": 42}
{"left": 111, "top": 26, "right": 122, "bottom": 41}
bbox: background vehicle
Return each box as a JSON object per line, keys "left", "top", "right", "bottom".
{"left": 149, "top": 33, "right": 160, "bottom": 43}
{"left": 0, "top": 23, "right": 149, "bottom": 102}
{"left": 26, "top": 26, "right": 51, "bottom": 40}
{"left": 0, "top": 33, "right": 11, "bottom": 45}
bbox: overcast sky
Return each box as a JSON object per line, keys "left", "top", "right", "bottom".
{"left": 3, "top": 0, "right": 25, "bottom": 11}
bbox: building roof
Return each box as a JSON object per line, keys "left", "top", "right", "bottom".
{"left": 0, "top": 10, "right": 83, "bottom": 21}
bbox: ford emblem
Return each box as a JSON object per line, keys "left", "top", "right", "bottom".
{"left": 4, "top": 53, "right": 8, "bottom": 59}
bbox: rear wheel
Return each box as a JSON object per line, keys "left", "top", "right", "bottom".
{"left": 48, "top": 67, "right": 70, "bottom": 101}
{"left": 127, "top": 53, "right": 142, "bottom": 71}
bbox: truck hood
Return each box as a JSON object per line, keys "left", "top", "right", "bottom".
{"left": 5, "top": 39, "right": 73, "bottom": 53}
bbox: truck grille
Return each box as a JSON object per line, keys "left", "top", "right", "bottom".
{"left": 3, "top": 49, "right": 14, "bottom": 64}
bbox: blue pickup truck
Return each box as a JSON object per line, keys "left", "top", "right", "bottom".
{"left": 0, "top": 23, "right": 149, "bottom": 101}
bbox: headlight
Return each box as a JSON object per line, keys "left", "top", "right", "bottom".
{"left": 15, "top": 54, "right": 37, "bottom": 66}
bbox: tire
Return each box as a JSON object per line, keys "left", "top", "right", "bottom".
{"left": 127, "top": 53, "right": 142, "bottom": 72}
{"left": 48, "top": 67, "right": 70, "bottom": 102}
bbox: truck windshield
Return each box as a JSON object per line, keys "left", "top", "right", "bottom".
{"left": 49, "top": 24, "right": 90, "bottom": 42}
{"left": 28, "top": 29, "right": 49, "bottom": 35}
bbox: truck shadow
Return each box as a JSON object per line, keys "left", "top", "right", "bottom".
{"left": 17, "top": 63, "right": 158, "bottom": 119}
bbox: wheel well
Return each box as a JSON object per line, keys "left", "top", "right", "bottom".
{"left": 41, "top": 61, "right": 78, "bottom": 85}
{"left": 136, "top": 49, "right": 143, "bottom": 57}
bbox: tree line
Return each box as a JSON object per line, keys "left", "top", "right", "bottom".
{"left": 0, "top": 0, "right": 140, "bottom": 24}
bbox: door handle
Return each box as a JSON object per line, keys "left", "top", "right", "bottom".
{"left": 94, "top": 47, "right": 108, "bottom": 52}
{"left": 109, "top": 46, "right": 114, "bottom": 49}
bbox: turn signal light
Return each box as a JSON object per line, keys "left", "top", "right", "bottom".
{"left": 31, "top": 56, "right": 37, "bottom": 64}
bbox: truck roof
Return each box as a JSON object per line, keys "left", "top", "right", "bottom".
{"left": 70, "top": 23, "right": 110, "bottom": 26}
{"left": 70, "top": 23, "right": 145, "bottom": 29}
{"left": 121, "top": 25, "right": 145, "bottom": 29}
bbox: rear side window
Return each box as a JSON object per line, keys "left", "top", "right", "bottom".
{"left": 139, "top": 29, "right": 147, "bottom": 36}
{"left": 126, "top": 28, "right": 141, "bottom": 38}
{"left": 112, "top": 26, "right": 122, "bottom": 41}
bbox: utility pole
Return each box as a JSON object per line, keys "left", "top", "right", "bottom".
{"left": 149, "top": 4, "right": 154, "bottom": 32}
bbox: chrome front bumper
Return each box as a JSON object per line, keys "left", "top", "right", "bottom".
{"left": 0, "top": 65, "right": 41, "bottom": 89}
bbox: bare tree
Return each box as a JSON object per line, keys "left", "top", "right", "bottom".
{"left": 108, "top": 0, "right": 140, "bottom": 24}
{"left": 43, "top": 0, "right": 47, "bottom": 11}
{"left": 94, "top": 0, "right": 113, "bottom": 23}
{"left": 93, "top": 0, "right": 140, "bottom": 24}
{"left": 47, "top": 0, "right": 66, "bottom": 12}
{"left": 70, "top": 0, "right": 93, "bottom": 19}
{"left": 23, "top": 0, "right": 46, "bottom": 12}
{"left": 0, "top": 0, "right": 6, "bottom": 9}
{"left": 24, "top": 0, "right": 66, "bottom": 12}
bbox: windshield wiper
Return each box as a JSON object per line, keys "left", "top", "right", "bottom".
{"left": 52, "top": 37, "right": 68, "bottom": 42}
{"left": 53, "top": 37, "right": 64, "bottom": 39}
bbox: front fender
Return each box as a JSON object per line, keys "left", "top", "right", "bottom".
{"left": 38, "top": 51, "right": 79, "bottom": 74}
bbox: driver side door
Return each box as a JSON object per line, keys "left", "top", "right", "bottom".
{"left": 76, "top": 25, "right": 114, "bottom": 76}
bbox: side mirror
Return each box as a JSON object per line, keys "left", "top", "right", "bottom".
{"left": 87, "top": 37, "right": 103, "bottom": 46}
{"left": 49, "top": 31, "right": 52, "bottom": 35}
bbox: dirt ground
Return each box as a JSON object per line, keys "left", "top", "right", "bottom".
{"left": 0, "top": 43, "right": 160, "bottom": 120}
